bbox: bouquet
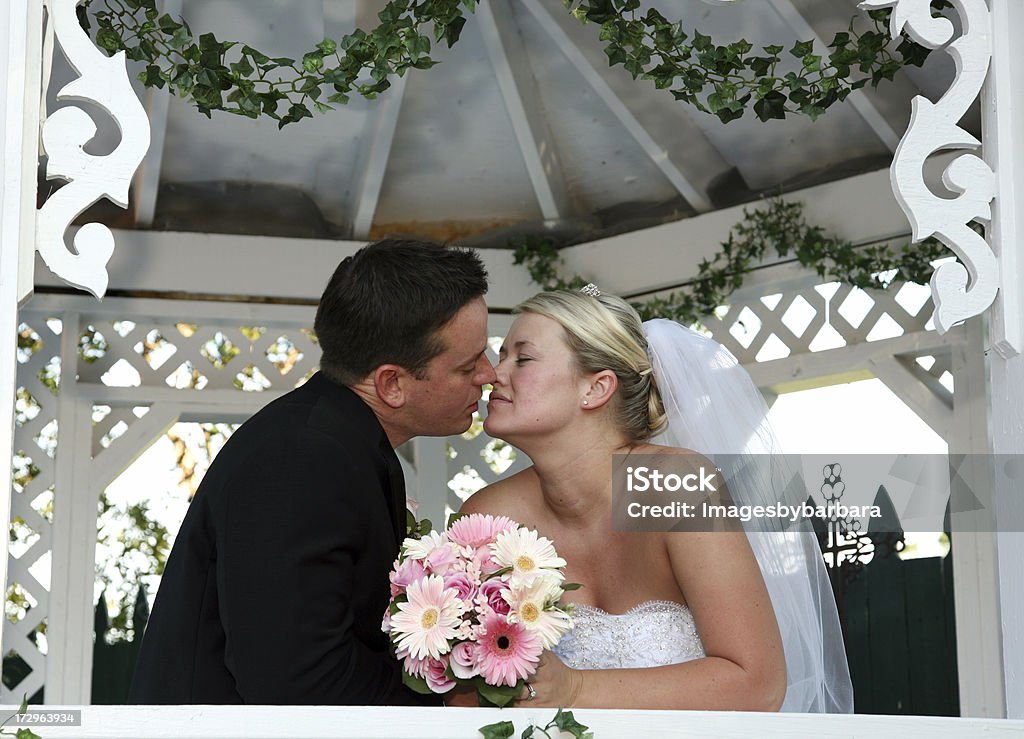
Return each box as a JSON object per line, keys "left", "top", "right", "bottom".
{"left": 383, "top": 512, "right": 576, "bottom": 706}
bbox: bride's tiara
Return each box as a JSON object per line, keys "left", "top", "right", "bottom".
{"left": 580, "top": 283, "right": 602, "bottom": 298}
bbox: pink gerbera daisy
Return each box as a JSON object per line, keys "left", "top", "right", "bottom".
{"left": 473, "top": 611, "right": 542, "bottom": 687}
{"left": 390, "top": 575, "right": 465, "bottom": 660}
{"left": 448, "top": 514, "right": 518, "bottom": 549}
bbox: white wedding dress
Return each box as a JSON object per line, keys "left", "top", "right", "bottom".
{"left": 552, "top": 600, "right": 705, "bottom": 670}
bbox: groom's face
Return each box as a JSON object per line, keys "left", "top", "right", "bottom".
{"left": 402, "top": 297, "right": 496, "bottom": 436}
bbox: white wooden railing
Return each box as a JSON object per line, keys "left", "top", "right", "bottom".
{"left": 1, "top": 706, "right": 1022, "bottom": 739}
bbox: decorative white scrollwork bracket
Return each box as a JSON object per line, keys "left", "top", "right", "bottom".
{"left": 37, "top": 0, "right": 150, "bottom": 298}
{"left": 859, "top": 0, "right": 995, "bottom": 336}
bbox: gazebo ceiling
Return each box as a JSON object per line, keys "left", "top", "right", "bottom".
{"left": 49, "top": 0, "right": 972, "bottom": 248}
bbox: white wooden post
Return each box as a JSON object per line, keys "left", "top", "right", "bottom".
{"left": 46, "top": 313, "right": 100, "bottom": 704}
{"left": 950, "top": 318, "right": 1005, "bottom": 717}
{"left": 1, "top": 0, "right": 42, "bottom": 660}
{"left": 983, "top": 0, "right": 1024, "bottom": 720}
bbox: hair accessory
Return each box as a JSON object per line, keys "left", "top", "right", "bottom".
{"left": 638, "top": 367, "right": 653, "bottom": 377}
{"left": 580, "top": 283, "right": 602, "bottom": 298}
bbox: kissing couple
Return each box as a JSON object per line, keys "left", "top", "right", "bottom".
{"left": 129, "top": 238, "right": 852, "bottom": 712}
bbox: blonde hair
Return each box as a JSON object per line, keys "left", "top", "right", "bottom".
{"left": 515, "top": 290, "right": 668, "bottom": 441}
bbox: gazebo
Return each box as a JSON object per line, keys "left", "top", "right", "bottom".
{"left": 1, "top": 0, "right": 1022, "bottom": 734}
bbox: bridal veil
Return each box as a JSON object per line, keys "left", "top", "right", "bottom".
{"left": 644, "top": 318, "right": 854, "bottom": 713}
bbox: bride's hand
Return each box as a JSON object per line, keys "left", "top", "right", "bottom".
{"left": 514, "top": 651, "right": 584, "bottom": 708}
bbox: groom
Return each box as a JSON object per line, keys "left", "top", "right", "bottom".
{"left": 129, "top": 239, "right": 495, "bottom": 704}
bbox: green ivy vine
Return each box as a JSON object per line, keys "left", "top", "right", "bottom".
{"left": 512, "top": 199, "right": 949, "bottom": 325}
{"left": 79, "top": 0, "right": 946, "bottom": 127}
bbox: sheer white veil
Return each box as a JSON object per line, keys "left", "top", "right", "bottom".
{"left": 644, "top": 318, "right": 853, "bottom": 713}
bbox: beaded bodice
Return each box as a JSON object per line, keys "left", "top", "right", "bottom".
{"left": 552, "top": 600, "right": 706, "bottom": 670}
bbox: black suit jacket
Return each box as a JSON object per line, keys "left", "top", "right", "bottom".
{"left": 129, "top": 373, "right": 436, "bottom": 705}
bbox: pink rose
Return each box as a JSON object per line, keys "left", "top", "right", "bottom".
{"left": 390, "top": 558, "right": 427, "bottom": 597}
{"left": 449, "top": 640, "right": 477, "bottom": 680}
{"left": 479, "top": 579, "right": 511, "bottom": 616}
{"left": 425, "top": 544, "right": 458, "bottom": 576}
{"left": 425, "top": 656, "right": 456, "bottom": 694}
{"left": 443, "top": 571, "right": 477, "bottom": 602}
{"left": 474, "top": 545, "right": 501, "bottom": 575}
{"left": 382, "top": 607, "right": 392, "bottom": 634}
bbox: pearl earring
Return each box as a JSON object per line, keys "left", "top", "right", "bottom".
{"left": 583, "top": 400, "right": 589, "bottom": 406}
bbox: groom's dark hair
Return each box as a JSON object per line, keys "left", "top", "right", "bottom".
{"left": 314, "top": 238, "right": 489, "bottom": 385}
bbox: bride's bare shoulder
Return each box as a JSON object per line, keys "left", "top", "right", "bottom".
{"left": 633, "top": 442, "right": 713, "bottom": 465}
{"left": 459, "top": 466, "right": 539, "bottom": 520}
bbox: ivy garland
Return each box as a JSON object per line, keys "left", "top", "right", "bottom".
{"left": 512, "top": 199, "right": 949, "bottom": 325}
{"left": 79, "top": 0, "right": 945, "bottom": 127}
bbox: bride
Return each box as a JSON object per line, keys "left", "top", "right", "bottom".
{"left": 457, "top": 286, "right": 852, "bottom": 712}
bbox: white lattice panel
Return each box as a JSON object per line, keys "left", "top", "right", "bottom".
{"left": 6, "top": 296, "right": 323, "bottom": 703}
{"left": 707, "top": 277, "right": 936, "bottom": 365}
{"left": 75, "top": 316, "right": 320, "bottom": 394}
{"left": 5, "top": 316, "right": 62, "bottom": 703}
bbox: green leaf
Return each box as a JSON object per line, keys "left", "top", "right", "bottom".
{"left": 300, "top": 75, "right": 322, "bottom": 96}
{"left": 829, "top": 31, "right": 850, "bottom": 49}
{"left": 443, "top": 16, "right": 467, "bottom": 47}
{"left": 230, "top": 57, "right": 254, "bottom": 77}
{"left": 791, "top": 39, "right": 814, "bottom": 58}
{"left": 803, "top": 53, "right": 822, "bottom": 73}
{"left": 168, "top": 25, "right": 192, "bottom": 50}
{"left": 800, "top": 103, "right": 826, "bottom": 121}
{"left": 340, "top": 29, "right": 367, "bottom": 51}
{"left": 142, "top": 64, "right": 165, "bottom": 88}
{"left": 401, "top": 670, "right": 435, "bottom": 695}
{"left": 158, "top": 13, "right": 183, "bottom": 33}
{"left": 477, "top": 721, "right": 515, "bottom": 739}
{"left": 476, "top": 680, "right": 519, "bottom": 708}
{"left": 96, "top": 27, "right": 122, "bottom": 52}
{"left": 561, "top": 582, "right": 583, "bottom": 591}
{"left": 753, "top": 90, "right": 787, "bottom": 121}
{"left": 318, "top": 38, "right": 338, "bottom": 56}
{"left": 552, "top": 709, "right": 592, "bottom": 739}
{"left": 446, "top": 511, "right": 469, "bottom": 527}
{"left": 241, "top": 45, "right": 270, "bottom": 65}
{"left": 199, "top": 31, "right": 221, "bottom": 52}
{"left": 303, "top": 51, "right": 325, "bottom": 72}
{"left": 285, "top": 102, "right": 313, "bottom": 123}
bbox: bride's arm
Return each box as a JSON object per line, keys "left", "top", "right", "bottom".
{"left": 528, "top": 530, "right": 787, "bottom": 711}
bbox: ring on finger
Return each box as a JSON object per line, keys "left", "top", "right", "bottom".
{"left": 525, "top": 682, "right": 537, "bottom": 700}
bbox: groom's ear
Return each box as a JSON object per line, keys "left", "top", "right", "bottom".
{"left": 584, "top": 369, "right": 618, "bottom": 409}
{"left": 372, "top": 365, "right": 408, "bottom": 409}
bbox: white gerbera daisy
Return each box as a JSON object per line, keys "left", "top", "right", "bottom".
{"left": 402, "top": 530, "right": 450, "bottom": 561}
{"left": 503, "top": 576, "right": 573, "bottom": 649}
{"left": 491, "top": 527, "right": 567, "bottom": 585}
{"left": 389, "top": 575, "right": 465, "bottom": 660}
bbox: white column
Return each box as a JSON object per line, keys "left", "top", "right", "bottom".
{"left": 1, "top": 0, "right": 41, "bottom": 659}
{"left": 984, "top": 0, "right": 1024, "bottom": 720}
{"left": 950, "top": 318, "right": 1005, "bottom": 717}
